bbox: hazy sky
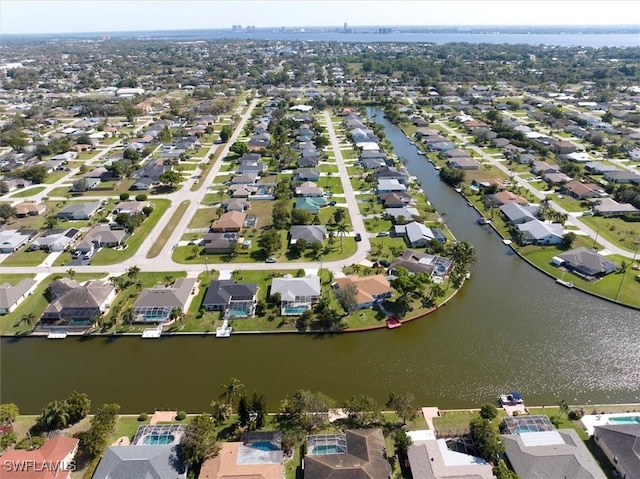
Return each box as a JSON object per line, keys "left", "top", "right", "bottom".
{"left": 1, "top": 0, "right": 635, "bottom": 35}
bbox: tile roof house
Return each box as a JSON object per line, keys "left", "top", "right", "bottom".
{"left": 290, "top": 225, "right": 327, "bottom": 245}
{"left": 333, "top": 275, "right": 393, "bottom": 310}
{"left": 563, "top": 181, "right": 604, "bottom": 200}
{"left": 295, "top": 181, "right": 324, "bottom": 197}
{"left": 41, "top": 278, "right": 115, "bottom": 327}
{"left": 202, "top": 280, "right": 258, "bottom": 318}
{"left": 0, "top": 278, "right": 37, "bottom": 314}
{"left": 29, "top": 228, "right": 81, "bottom": 252}
{"left": 558, "top": 247, "right": 618, "bottom": 279}
{"left": 592, "top": 424, "right": 640, "bottom": 479}
{"left": 502, "top": 430, "right": 606, "bottom": 479}
{"left": 0, "top": 435, "right": 79, "bottom": 479}
{"left": 211, "top": 211, "right": 246, "bottom": 233}
{"left": 304, "top": 429, "right": 391, "bottom": 479}
{"left": 75, "top": 225, "right": 127, "bottom": 253}
{"left": 132, "top": 278, "right": 197, "bottom": 323}
{"left": 14, "top": 202, "right": 47, "bottom": 217}
{"left": 487, "top": 191, "right": 528, "bottom": 206}
{"left": 56, "top": 202, "right": 102, "bottom": 220}
{"left": 270, "top": 275, "right": 321, "bottom": 316}
{"left": 516, "top": 220, "right": 564, "bottom": 245}
{"left": 390, "top": 249, "right": 453, "bottom": 277}
{"left": 92, "top": 445, "right": 187, "bottom": 479}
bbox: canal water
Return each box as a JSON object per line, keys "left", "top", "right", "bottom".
{"left": 1, "top": 107, "right": 639, "bottom": 413}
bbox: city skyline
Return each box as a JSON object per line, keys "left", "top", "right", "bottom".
{"left": 1, "top": 0, "right": 635, "bottom": 35}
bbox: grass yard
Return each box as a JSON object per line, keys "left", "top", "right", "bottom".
{"left": 109, "top": 415, "right": 150, "bottom": 443}
{"left": 188, "top": 207, "right": 220, "bottom": 229}
{"left": 1, "top": 249, "right": 48, "bottom": 267}
{"left": 0, "top": 273, "right": 35, "bottom": 286}
{"left": 147, "top": 200, "right": 190, "bottom": 258}
{"left": 9, "top": 186, "right": 46, "bottom": 198}
{"left": 579, "top": 215, "right": 640, "bottom": 253}
{"left": 549, "top": 194, "right": 589, "bottom": 213}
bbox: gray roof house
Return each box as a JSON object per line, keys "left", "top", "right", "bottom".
{"left": 593, "top": 424, "right": 640, "bottom": 479}
{"left": 92, "top": 445, "right": 187, "bottom": 479}
{"left": 502, "top": 430, "right": 607, "bottom": 479}
{"left": 558, "top": 247, "right": 618, "bottom": 279}
{"left": 385, "top": 207, "right": 420, "bottom": 224}
{"left": 41, "top": 279, "right": 115, "bottom": 327}
{"left": 377, "top": 179, "right": 407, "bottom": 193}
{"left": 202, "top": 280, "right": 258, "bottom": 318}
{"left": 0, "top": 278, "right": 37, "bottom": 314}
{"left": 390, "top": 250, "right": 453, "bottom": 277}
{"left": 500, "top": 203, "right": 539, "bottom": 225}
{"left": 393, "top": 221, "right": 435, "bottom": 247}
{"left": 593, "top": 197, "right": 639, "bottom": 217}
{"left": 290, "top": 225, "right": 327, "bottom": 245}
{"left": 133, "top": 278, "right": 197, "bottom": 323}
{"left": 516, "top": 220, "right": 563, "bottom": 245}
{"left": 0, "top": 229, "right": 36, "bottom": 253}
{"left": 270, "top": 275, "right": 321, "bottom": 316}
{"left": 203, "top": 232, "right": 241, "bottom": 254}
{"left": 56, "top": 202, "right": 102, "bottom": 220}
{"left": 75, "top": 225, "right": 127, "bottom": 253}
{"left": 29, "top": 228, "right": 81, "bottom": 252}
{"left": 603, "top": 170, "right": 640, "bottom": 184}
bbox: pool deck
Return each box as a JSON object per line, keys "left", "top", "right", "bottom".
{"left": 580, "top": 412, "right": 640, "bottom": 436}
{"left": 150, "top": 410, "right": 177, "bottom": 425}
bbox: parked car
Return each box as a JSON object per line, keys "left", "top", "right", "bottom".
{"left": 328, "top": 201, "right": 336, "bottom": 206}
{"left": 84, "top": 250, "right": 94, "bottom": 260}
{"left": 355, "top": 233, "right": 362, "bottom": 242}
{"left": 376, "top": 232, "right": 389, "bottom": 237}
{"left": 265, "top": 257, "right": 277, "bottom": 263}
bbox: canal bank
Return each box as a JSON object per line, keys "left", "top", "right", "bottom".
{"left": 1, "top": 107, "right": 639, "bottom": 414}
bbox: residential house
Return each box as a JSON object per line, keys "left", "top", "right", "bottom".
{"left": 377, "top": 179, "right": 407, "bottom": 193}
{"left": 552, "top": 140, "right": 578, "bottom": 155}
{"left": 500, "top": 203, "right": 539, "bottom": 225}
{"left": 385, "top": 207, "right": 420, "bottom": 224}
{"left": 41, "top": 278, "right": 115, "bottom": 327}
{"left": 390, "top": 249, "right": 453, "bottom": 277}
{"left": 75, "top": 225, "right": 127, "bottom": 253}
{"left": 447, "top": 157, "right": 480, "bottom": 170}
{"left": 442, "top": 148, "right": 470, "bottom": 158}
{"left": 2, "top": 178, "right": 32, "bottom": 192}
{"left": 132, "top": 278, "right": 197, "bottom": 323}
{"left": 375, "top": 166, "right": 409, "bottom": 184}
{"left": 294, "top": 168, "right": 321, "bottom": 182}
{"left": 584, "top": 162, "right": 618, "bottom": 174}
{"left": 112, "top": 201, "right": 150, "bottom": 216}
{"left": 221, "top": 199, "right": 250, "bottom": 212}
{"left": 501, "top": 430, "right": 607, "bottom": 479}
{"left": 0, "top": 278, "right": 37, "bottom": 314}
{"left": 428, "top": 141, "right": 456, "bottom": 152}
{"left": 299, "top": 155, "right": 321, "bottom": 168}
{"left": 56, "top": 201, "right": 102, "bottom": 220}
{"left": 493, "top": 137, "right": 511, "bottom": 148}
{"left": 0, "top": 436, "right": 79, "bottom": 479}
{"left": 379, "top": 192, "right": 412, "bottom": 208}
{"left": 517, "top": 220, "right": 564, "bottom": 245}
{"left": 232, "top": 173, "right": 259, "bottom": 185}
{"left": 290, "top": 225, "right": 327, "bottom": 245}
{"left": 229, "top": 184, "right": 256, "bottom": 198}
{"left": 237, "top": 160, "right": 266, "bottom": 175}
{"left": 304, "top": 429, "right": 391, "bottom": 479}
{"left": 295, "top": 181, "right": 324, "bottom": 197}
{"left": 92, "top": 445, "right": 187, "bottom": 479}
{"left": 487, "top": 191, "right": 528, "bottom": 206}
{"left": 543, "top": 172, "right": 572, "bottom": 186}
{"left": 211, "top": 211, "right": 246, "bottom": 233}
{"left": 360, "top": 157, "right": 387, "bottom": 170}
{"left": 407, "top": 430, "right": 494, "bottom": 479}
{"left": 558, "top": 247, "right": 618, "bottom": 279}
{"left": 604, "top": 170, "right": 640, "bottom": 184}
{"left": 270, "top": 275, "right": 321, "bottom": 315}
{"left": 14, "top": 202, "right": 47, "bottom": 217}
{"left": 29, "top": 228, "right": 81, "bottom": 252}
{"left": 203, "top": 232, "right": 242, "bottom": 254}
{"left": 295, "top": 197, "right": 326, "bottom": 214}
{"left": 202, "top": 280, "right": 258, "bottom": 318}
{"left": 333, "top": 275, "right": 393, "bottom": 310}
{"left": 393, "top": 221, "right": 436, "bottom": 247}
{"left": 0, "top": 229, "right": 36, "bottom": 253}
{"left": 592, "top": 425, "right": 640, "bottom": 479}
{"left": 563, "top": 181, "right": 603, "bottom": 200}
{"left": 132, "top": 158, "right": 171, "bottom": 189}
{"left": 200, "top": 432, "right": 283, "bottom": 479}
{"left": 532, "top": 160, "right": 560, "bottom": 175}
{"left": 72, "top": 177, "right": 101, "bottom": 192}
{"left": 593, "top": 197, "right": 639, "bottom": 217}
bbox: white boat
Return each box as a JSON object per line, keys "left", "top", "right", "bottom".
{"left": 409, "top": 141, "right": 415, "bottom": 145}
{"left": 47, "top": 331, "right": 68, "bottom": 339}
{"left": 498, "top": 392, "right": 524, "bottom": 406}
{"left": 417, "top": 151, "right": 425, "bottom": 155}
{"left": 477, "top": 217, "right": 492, "bottom": 225}
{"left": 455, "top": 187, "right": 463, "bottom": 193}
{"left": 434, "top": 165, "right": 441, "bottom": 171}
{"left": 556, "top": 279, "right": 574, "bottom": 288}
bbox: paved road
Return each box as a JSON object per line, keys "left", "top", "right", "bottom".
{"left": 434, "top": 119, "right": 636, "bottom": 259}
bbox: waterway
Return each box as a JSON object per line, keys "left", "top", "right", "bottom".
{"left": 1, "top": 107, "right": 639, "bottom": 413}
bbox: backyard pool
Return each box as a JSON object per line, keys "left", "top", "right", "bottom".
{"left": 250, "top": 441, "right": 280, "bottom": 451}
{"left": 608, "top": 415, "right": 640, "bottom": 425}
{"left": 311, "top": 445, "right": 342, "bottom": 455}
{"left": 284, "top": 306, "right": 308, "bottom": 315}
{"left": 142, "top": 433, "right": 175, "bottom": 445}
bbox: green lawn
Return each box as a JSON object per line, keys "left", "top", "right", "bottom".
{"left": 0, "top": 273, "right": 35, "bottom": 286}
{"left": 109, "top": 416, "right": 150, "bottom": 443}
{"left": 550, "top": 194, "right": 588, "bottom": 213}
{"left": 368, "top": 237, "right": 407, "bottom": 262}
{"left": 579, "top": 215, "right": 640, "bottom": 253}
{"left": 147, "top": 200, "right": 190, "bottom": 258}
{"left": 9, "top": 187, "right": 46, "bottom": 198}
{"left": 188, "top": 207, "right": 220, "bottom": 229}
{"left": 364, "top": 218, "right": 393, "bottom": 233}
{"left": 0, "top": 272, "right": 106, "bottom": 335}
{"left": 1, "top": 249, "right": 48, "bottom": 267}
{"left": 90, "top": 199, "right": 171, "bottom": 265}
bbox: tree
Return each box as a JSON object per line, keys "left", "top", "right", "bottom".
{"left": 310, "top": 240, "right": 323, "bottom": 258}
{"left": 332, "top": 208, "right": 346, "bottom": 224}
{"left": 0, "top": 403, "right": 19, "bottom": 424}
{"left": 66, "top": 391, "right": 91, "bottom": 424}
{"left": 272, "top": 200, "right": 291, "bottom": 229}
{"left": 469, "top": 416, "right": 504, "bottom": 463}
{"left": 19, "top": 312, "right": 36, "bottom": 328}
{"left": 159, "top": 125, "right": 173, "bottom": 143}
{"left": 439, "top": 166, "right": 465, "bottom": 186}
{"left": 66, "top": 268, "right": 76, "bottom": 280}
{"left": 394, "top": 429, "right": 413, "bottom": 455}
{"left": 479, "top": 404, "right": 498, "bottom": 421}
{"left": 123, "top": 147, "right": 140, "bottom": 162}
{"left": 334, "top": 282, "right": 358, "bottom": 312}
{"left": 219, "top": 124, "right": 232, "bottom": 143}
{"left": 0, "top": 204, "right": 17, "bottom": 223}
{"left": 237, "top": 395, "right": 251, "bottom": 427}
{"left": 291, "top": 208, "right": 313, "bottom": 225}
{"left": 258, "top": 229, "right": 281, "bottom": 257}
{"left": 345, "top": 395, "right": 382, "bottom": 427}
{"left": 209, "top": 400, "right": 231, "bottom": 426}
{"left": 336, "top": 221, "right": 348, "bottom": 250}
{"left": 561, "top": 232, "right": 576, "bottom": 250}
{"left": 159, "top": 170, "right": 184, "bottom": 188}
{"left": 81, "top": 403, "right": 120, "bottom": 457}
{"left": 181, "top": 413, "right": 219, "bottom": 467}
{"left": 313, "top": 135, "right": 330, "bottom": 149}
{"left": 221, "top": 377, "right": 244, "bottom": 408}
{"left": 229, "top": 141, "right": 248, "bottom": 156}
{"left": 557, "top": 399, "right": 569, "bottom": 418}
{"left": 126, "top": 266, "right": 141, "bottom": 282}
{"left": 290, "top": 237, "right": 307, "bottom": 257}
{"left": 251, "top": 392, "right": 267, "bottom": 429}
{"left": 278, "top": 390, "right": 334, "bottom": 434}
{"left": 493, "top": 459, "right": 520, "bottom": 479}
{"left": 386, "top": 392, "right": 417, "bottom": 425}
{"left": 38, "top": 400, "right": 70, "bottom": 431}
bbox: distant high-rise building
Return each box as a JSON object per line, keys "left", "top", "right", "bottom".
{"left": 344, "top": 22, "right": 348, "bottom": 31}
{"left": 232, "top": 25, "right": 242, "bottom": 32}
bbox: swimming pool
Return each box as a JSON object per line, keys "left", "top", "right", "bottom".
{"left": 311, "top": 445, "right": 343, "bottom": 455}
{"left": 250, "top": 441, "right": 279, "bottom": 451}
{"left": 513, "top": 425, "right": 545, "bottom": 434}
{"left": 608, "top": 415, "right": 640, "bottom": 425}
{"left": 142, "top": 433, "right": 175, "bottom": 445}
{"left": 284, "top": 306, "right": 308, "bottom": 315}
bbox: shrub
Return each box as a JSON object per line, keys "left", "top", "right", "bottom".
{"left": 568, "top": 409, "right": 584, "bottom": 421}
{"left": 137, "top": 412, "right": 148, "bottom": 422}
{"left": 176, "top": 411, "right": 187, "bottom": 421}
{"left": 119, "top": 193, "right": 130, "bottom": 201}
{"left": 135, "top": 194, "right": 148, "bottom": 201}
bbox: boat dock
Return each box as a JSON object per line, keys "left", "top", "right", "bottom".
{"left": 142, "top": 325, "right": 163, "bottom": 339}
{"left": 216, "top": 319, "right": 232, "bottom": 338}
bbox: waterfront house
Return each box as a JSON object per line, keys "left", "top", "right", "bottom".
{"left": 41, "top": 278, "right": 115, "bottom": 327}
{"left": 290, "top": 225, "right": 327, "bottom": 245}
{"left": 132, "top": 278, "right": 197, "bottom": 323}
{"left": 385, "top": 207, "right": 420, "bottom": 224}
{"left": 516, "top": 220, "right": 563, "bottom": 246}
{"left": 202, "top": 280, "right": 258, "bottom": 318}
{"left": 0, "top": 435, "right": 79, "bottom": 479}
{"left": 487, "top": 191, "right": 528, "bottom": 206}
{"left": 56, "top": 201, "right": 102, "bottom": 220}
{"left": 29, "top": 228, "right": 81, "bottom": 252}
{"left": 304, "top": 429, "right": 391, "bottom": 479}
{"left": 500, "top": 203, "right": 539, "bottom": 225}
{"left": 390, "top": 250, "right": 453, "bottom": 277}
{"left": 270, "top": 275, "right": 320, "bottom": 316}
{"left": 377, "top": 179, "right": 407, "bottom": 194}
{"left": 333, "top": 275, "right": 393, "bottom": 310}
{"left": 446, "top": 157, "right": 480, "bottom": 170}
{"left": 592, "top": 425, "right": 640, "bottom": 479}
{"left": 0, "top": 278, "right": 37, "bottom": 314}
{"left": 557, "top": 247, "right": 618, "bottom": 279}
{"left": 378, "top": 192, "right": 413, "bottom": 208}
{"left": 92, "top": 445, "right": 187, "bottom": 479}
{"left": 211, "top": 211, "right": 246, "bottom": 233}
{"left": 393, "top": 221, "right": 436, "bottom": 247}
{"left": 501, "top": 429, "right": 606, "bottom": 479}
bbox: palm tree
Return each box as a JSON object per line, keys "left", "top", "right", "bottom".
{"left": 220, "top": 377, "right": 244, "bottom": 408}
{"left": 336, "top": 222, "right": 348, "bottom": 251}
{"left": 66, "top": 268, "right": 76, "bottom": 280}
{"left": 40, "top": 400, "right": 70, "bottom": 431}
{"left": 126, "top": 266, "right": 141, "bottom": 282}
{"left": 19, "top": 313, "right": 36, "bottom": 328}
